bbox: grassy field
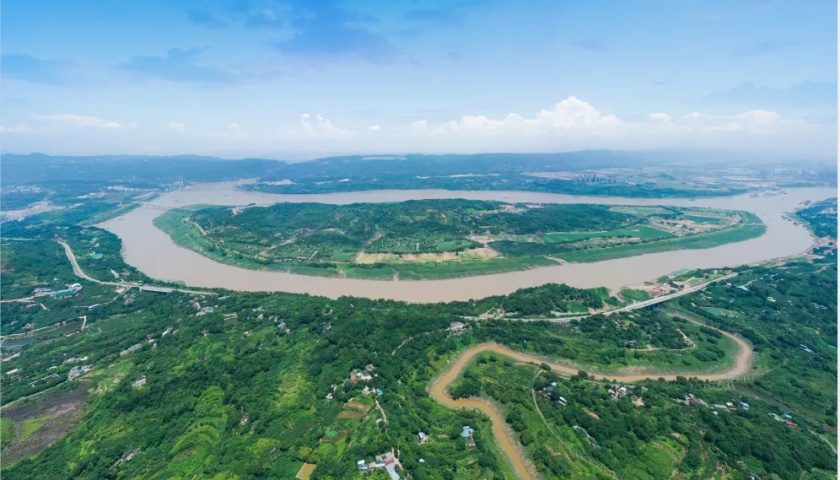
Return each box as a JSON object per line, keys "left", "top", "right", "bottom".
{"left": 1, "top": 419, "right": 14, "bottom": 448}
{"left": 557, "top": 213, "right": 766, "bottom": 263}
{"left": 542, "top": 225, "right": 672, "bottom": 243}
{"left": 620, "top": 288, "right": 651, "bottom": 302}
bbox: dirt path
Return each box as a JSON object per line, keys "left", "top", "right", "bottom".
{"left": 183, "top": 216, "right": 207, "bottom": 236}
{"left": 667, "top": 310, "right": 753, "bottom": 382}
{"left": 430, "top": 354, "right": 538, "bottom": 480}
{"left": 375, "top": 398, "right": 388, "bottom": 424}
{"left": 430, "top": 331, "right": 753, "bottom": 480}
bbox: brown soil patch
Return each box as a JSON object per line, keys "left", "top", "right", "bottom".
{"left": 343, "top": 401, "right": 371, "bottom": 413}
{"left": 584, "top": 408, "right": 601, "bottom": 420}
{"left": 2, "top": 384, "right": 88, "bottom": 465}
{"left": 296, "top": 463, "right": 317, "bottom": 480}
{"left": 354, "top": 247, "right": 498, "bottom": 265}
{"left": 320, "top": 430, "right": 347, "bottom": 442}
{"left": 337, "top": 410, "right": 364, "bottom": 421}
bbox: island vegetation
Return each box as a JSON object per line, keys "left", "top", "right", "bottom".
{"left": 154, "top": 199, "right": 765, "bottom": 280}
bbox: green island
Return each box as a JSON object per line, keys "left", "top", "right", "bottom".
{"left": 1, "top": 187, "right": 835, "bottom": 480}
{"left": 154, "top": 199, "right": 766, "bottom": 280}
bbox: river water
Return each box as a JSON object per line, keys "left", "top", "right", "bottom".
{"left": 99, "top": 183, "right": 836, "bottom": 302}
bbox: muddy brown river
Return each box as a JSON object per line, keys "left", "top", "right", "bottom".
{"left": 100, "top": 183, "right": 835, "bottom": 302}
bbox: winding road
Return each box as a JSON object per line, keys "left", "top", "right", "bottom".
{"left": 429, "top": 316, "right": 753, "bottom": 479}
{"left": 56, "top": 239, "right": 215, "bottom": 296}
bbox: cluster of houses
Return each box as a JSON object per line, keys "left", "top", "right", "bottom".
{"left": 120, "top": 343, "right": 144, "bottom": 356}
{"left": 675, "top": 393, "right": 707, "bottom": 407}
{"left": 326, "top": 365, "right": 380, "bottom": 400}
{"left": 63, "top": 356, "right": 88, "bottom": 366}
{"left": 274, "top": 318, "right": 291, "bottom": 335}
{"left": 190, "top": 298, "right": 223, "bottom": 316}
{"left": 676, "top": 394, "right": 755, "bottom": 416}
{"left": 710, "top": 401, "right": 751, "bottom": 414}
{"left": 448, "top": 322, "right": 468, "bottom": 334}
{"left": 460, "top": 426, "right": 476, "bottom": 448}
{"left": 607, "top": 384, "right": 635, "bottom": 401}
{"left": 348, "top": 364, "right": 376, "bottom": 383}
{"left": 32, "top": 283, "right": 83, "bottom": 299}
{"left": 539, "top": 381, "right": 569, "bottom": 406}
{"left": 68, "top": 364, "right": 92, "bottom": 380}
{"left": 33, "top": 287, "right": 54, "bottom": 297}
{"left": 361, "top": 386, "right": 383, "bottom": 397}
{"left": 29, "top": 372, "right": 60, "bottom": 387}
{"left": 769, "top": 412, "right": 797, "bottom": 428}
{"left": 356, "top": 449, "right": 402, "bottom": 480}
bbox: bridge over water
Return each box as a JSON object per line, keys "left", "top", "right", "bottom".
{"left": 140, "top": 203, "right": 195, "bottom": 213}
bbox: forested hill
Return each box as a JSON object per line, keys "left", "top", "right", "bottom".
{"left": 0, "top": 154, "right": 283, "bottom": 186}
{"left": 4, "top": 151, "right": 835, "bottom": 198}
{"left": 0, "top": 151, "right": 666, "bottom": 186}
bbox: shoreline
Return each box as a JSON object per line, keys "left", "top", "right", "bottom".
{"left": 99, "top": 184, "right": 837, "bottom": 302}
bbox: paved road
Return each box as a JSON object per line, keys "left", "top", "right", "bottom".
{"left": 56, "top": 240, "right": 215, "bottom": 296}
{"left": 604, "top": 272, "right": 739, "bottom": 316}
{"left": 469, "top": 272, "right": 740, "bottom": 325}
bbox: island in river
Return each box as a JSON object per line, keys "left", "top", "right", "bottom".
{"left": 153, "top": 199, "right": 764, "bottom": 280}
{"left": 100, "top": 183, "right": 836, "bottom": 302}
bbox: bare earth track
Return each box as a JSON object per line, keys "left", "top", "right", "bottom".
{"left": 429, "top": 314, "right": 753, "bottom": 479}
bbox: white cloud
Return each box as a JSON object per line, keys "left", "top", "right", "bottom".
{"left": 227, "top": 122, "right": 240, "bottom": 130}
{"left": 298, "top": 113, "right": 356, "bottom": 139}
{"left": 409, "top": 119, "right": 428, "bottom": 132}
{"left": 411, "top": 97, "right": 819, "bottom": 139}
{"left": 391, "top": 96, "right": 834, "bottom": 156}
{"left": 0, "top": 124, "right": 31, "bottom": 134}
{"left": 169, "top": 121, "right": 185, "bottom": 132}
{"left": 429, "top": 96, "right": 625, "bottom": 137}
{"left": 646, "top": 113, "right": 673, "bottom": 123}
{"left": 33, "top": 113, "right": 122, "bottom": 129}
{"left": 369, "top": 124, "right": 382, "bottom": 131}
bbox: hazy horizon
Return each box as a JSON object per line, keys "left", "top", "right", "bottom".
{"left": 3, "top": 147, "right": 837, "bottom": 165}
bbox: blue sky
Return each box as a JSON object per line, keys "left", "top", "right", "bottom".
{"left": 1, "top": 0, "right": 836, "bottom": 159}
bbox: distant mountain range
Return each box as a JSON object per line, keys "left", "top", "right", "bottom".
{"left": 1, "top": 150, "right": 835, "bottom": 187}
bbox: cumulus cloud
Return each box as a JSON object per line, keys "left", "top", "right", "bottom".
{"left": 169, "top": 121, "right": 186, "bottom": 132}
{"left": 396, "top": 96, "right": 834, "bottom": 155}
{"left": 409, "top": 119, "right": 428, "bottom": 133}
{"left": 424, "top": 96, "right": 623, "bottom": 136}
{"left": 412, "top": 96, "right": 812, "bottom": 138}
{"left": 33, "top": 113, "right": 122, "bottom": 129}
{"left": 298, "top": 113, "right": 356, "bottom": 139}
{"left": 369, "top": 124, "right": 382, "bottom": 131}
